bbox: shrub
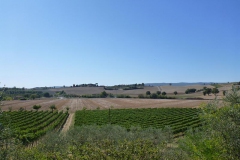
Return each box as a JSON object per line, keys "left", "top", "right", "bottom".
{"left": 185, "top": 88, "right": 196, "bottom": 94}
{"left": 162, "top": 92, "right": 167, "bottom": 95}
{"left": 146, "top": 91, "right": 151, "bottom": 95}
{"left": 156, "top": 91, "right": 161, "bottom": 95}
{"left": 150, "top": 93, "right": 158, "bottom": 99}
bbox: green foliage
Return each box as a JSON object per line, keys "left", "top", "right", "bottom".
{"left": 66, "top": 106, "right": 70, "bottom": 112}
{"left": 178, "top": 92, "right": 240, "bottom": 159}
{"left": 204, "top": 88, "right": 212, "bottom": 95}
{"left": 211, "top": 87, "right": 219, "bottom": 95}
{"left": 104, "top": 83, "right": 144, "bottom": 90}
{"left": 49, "top": 104, "right": 56, "bottom": 112}
{"left": 3, "top": 125, "right": 188, "bottom": 159}
{"left": 162, "top": 91, "right": 167, "bottom": 95}
{"left": 174, "top": 91, "right": 178, "bottom": 95}
{"left": 223, "top": 86, "right": 240, "bottom": 105}
{"left": 30, "top": 94, "right": 37, "bottom": 100}
{"left": 150, "top": 93, "right": 158, "bottom": 99}
{"left": 146, "top": 91, "right": 151, "bottom": 95}
{"left": 2, "top": 96, "right": 13, "bottom": 101}
{"left": 100, "top": 91, "right": 108, "bottom": 98}
{"left": 223, "top": 90, "right": 226, "bottom": 96}
{"left": 75, "top": 108, "right": 201, "bottom": 134}
{"left": 0, "top": 87, "right": 44, "bottom": 100}
{"left": 0, "top": 111, "right": 68, "bottom": 146}
{"left": 185, "top": 88, "right": 196, "bottom": 94}
{"left": 116, "top": 94, "right": 131, "bottom": 98}
{"left": 138, "top": 94, "right": 145, "bottom": 98}
{"left": 43, "top": 92, "right": 50, "bottom": 97}
{"left": 32, "top": 105, "right": 41, "bottom": 111}
{"left": 203, "top": 91, "right": 207, "bottom": 96}
{"left": 156, "top": 91, "right": 161, "bottom": 95}
{"left": 18, "top": 107, "right": 25, "bottom": 111}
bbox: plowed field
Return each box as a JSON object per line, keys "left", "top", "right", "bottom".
{"left": 1, "top": 98, "right": 208, "bottom": 113}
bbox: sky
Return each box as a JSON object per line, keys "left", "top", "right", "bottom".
{"left": 0, "top": 0, "right": 239, "bottom": 88}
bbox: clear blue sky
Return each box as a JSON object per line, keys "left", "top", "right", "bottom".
{"left": 1, "top": 0, "right": 239, "bottom": 88}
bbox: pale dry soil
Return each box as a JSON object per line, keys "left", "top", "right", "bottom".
{"left": 61, "top": 113, "right": 74, "bottom": 133}
{"left": 1, "top": 98, "right": 209, "bottom": 112}
{"left": 36, "top": 84, "right": 232, "bottom": 99}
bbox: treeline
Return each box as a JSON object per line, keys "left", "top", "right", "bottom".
{"left": 138, "top": 91, "right": 176, "bottom": 99}
{"left": 72, "top": 83, "right": 98, "bottom": 87}
{"left": 184, "top": 87, "right": 224, "bottom": 96}
{"left": 185, "top": 88, "right": 196, "bottom": 94}
{"left": 0, "top": 87, "right": 51, "bottom": 100}
{"left": 104, "top": 83, "right": 144, "bottom": 90}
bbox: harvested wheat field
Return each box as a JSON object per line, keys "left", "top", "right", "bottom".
{"left": 1, "top": 98, "right": 209, "bottom": 113}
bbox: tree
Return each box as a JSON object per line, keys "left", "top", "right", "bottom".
{"left": 24, "top": 94, "right": 30, "bottom": 98}
{"left": 138, "top": 94, "right": 144, "bottom": 98}
{"left": 162, "top": 92, "right": 166, "bottom": 96}
{"left": 49, "top": 104, "right": 56, "bottom": 112}
{"left": 185, "top": 88, "right": 196, "bottom": 94}
{"left": 169, "top": 83, "right": 172, "bottom": 86}
{"left": 156, "top": 91, "right": 161, "bottom": 95}
{"left": 30, "top": 94, "right": 36, "bottom": 100}
{"left": 66, "top": 106, "right": 70, "bottom": 112}
{"left": 223, "top": 86, "right": 240, "bottom": 105}
{"left": 150, "top": 93, "right": 158, "bottom": 99}
{"left": 203, "top": 91, "right": 206, "bottom": 96}
{"left": 174, "top": 91, "right": 178, "bottom": 95}
{"left": 100, "top": 91, "right": 108, "bottom": 98}
{"left": 212, "top": 88, "right": 219, "bottom": 95}
{"left": 223, "top": 90, "right": 226, "bottom": 96}
{"left": 33, "top": 105, "right": 41, "bottom": 111}
{"left": 205, "top": 88, "right": 212, "bottom": 95}
{"left": 43, "top": 92, "right": 50, "bottom": 97}
{"left": 146, "top": 91, "right": 151, "bottom": 95}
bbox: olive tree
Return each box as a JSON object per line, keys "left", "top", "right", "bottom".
{"left": 33, "top": 105, "right": 41, "bottom": 111}
{"left": 49, "top": 104, "right": 56, "bottom": 112}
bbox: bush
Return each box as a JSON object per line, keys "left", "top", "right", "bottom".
{"left": 43, "top": 92, "right": 50, "bottom": 97}
{"left": 150, "top": 93, "right": 158, "bottom": 99}
{"left": 116, "top": 94, "right": 131, "bottom": 98}
{"left": 162, "top": 92, "right": 167, "bottom": 95}
{"left": 100, "top": 91, "right": 108, "bottom": 98}
{"left": 185, "top": 88, "right": 196, "bottom": 94}
{"left": 146, "top": 91, "right": 151, "bottom": 95}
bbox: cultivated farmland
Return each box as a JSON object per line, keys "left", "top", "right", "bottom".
{"left": 75, "top": 108, "right": 202, "bottom": 134}
{"left": 0, "top": 110, "right": 68, "bottom": 144}
{"left": 1, "top": 98, "right": 207, "bottom": 112}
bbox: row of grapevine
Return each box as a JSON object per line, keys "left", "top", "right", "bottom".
{"left": 75, "top": 108, "right": 202, "bottom": 134}
{"left": 0, "top": 111, "right": 69, "bottom": 144}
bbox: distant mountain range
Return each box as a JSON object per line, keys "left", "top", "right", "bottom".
{"left": 145, "top": 82, "right": 216, "bottom": 87}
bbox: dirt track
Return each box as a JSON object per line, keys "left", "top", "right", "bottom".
{"left": 1, "top": 98, "right": 209, "bottom": 112}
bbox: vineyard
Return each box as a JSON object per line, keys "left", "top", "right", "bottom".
{"left": 75, "top": 108, "right": 202, "bottom": 134}
{"left": 0, "top": 110, "right": 69, "bottom": 144}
